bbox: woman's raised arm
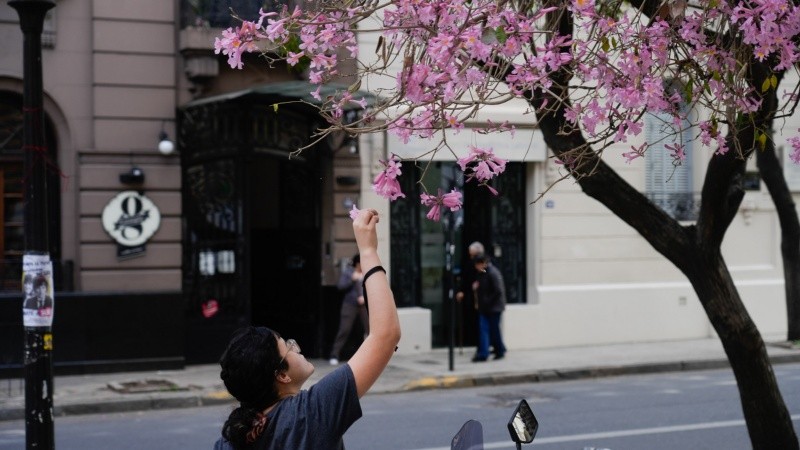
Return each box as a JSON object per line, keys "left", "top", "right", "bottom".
{"left": 346, "top": 209, "right": 401, "bottom": 397}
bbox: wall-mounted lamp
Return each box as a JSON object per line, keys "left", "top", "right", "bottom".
{"left": 119, "top": 166, "right": 145, "bottom": 185}
{"left": 158, "top": 120, "right": 175, "bottom": 156}
{"left": 158, "top": 130, "right": 175, "bottom": 156}
{"left": 347, "top": 137, "right": 358, "bottom": 155}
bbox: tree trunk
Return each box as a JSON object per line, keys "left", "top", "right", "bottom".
{"left": 756, "top": 148, "right": 800, "bottom": 341}
{"left": 684, "top": 249, "right": 798, "bottom": 449}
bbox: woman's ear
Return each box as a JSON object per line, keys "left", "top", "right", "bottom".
{"left": 275, "top": 371, "right": 292, "bottom": 385}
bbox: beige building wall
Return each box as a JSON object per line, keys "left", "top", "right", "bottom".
{"left": 0, "top": 0, "right": 182, "bottom": 292}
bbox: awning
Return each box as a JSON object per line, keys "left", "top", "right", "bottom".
{"left": 182, "top": 80, "right": 377, "bottom": 109}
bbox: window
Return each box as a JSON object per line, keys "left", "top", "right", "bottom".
{"left": 645, "top": 104, "right": 697, "bottom": 221}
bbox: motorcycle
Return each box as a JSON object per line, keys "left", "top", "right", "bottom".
{"left": 450, "top": 399, "right": 539, "bottom": 450}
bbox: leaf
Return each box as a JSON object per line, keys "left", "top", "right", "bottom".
{"left": 757, "top": 132, "right": 767, "bottom": 150}
{"left": 273, "top": 104, "right": 279, "bottom": 113}
{"left": 601, "top": 37, "right": 610, "bottom": 52}
{"left": 770, "top": 74, "right": 778, "bottom": 89}
{"left": 684, "top": 78, "right": 693, "bottom": 103}
{"left": 348, "top": 79, "right": 361, "bottom": 93}
{"left": 761, "top": 78, "right": 771, "bottom": 93}
{"left": 495, "top": 27, "right": 508, "bottom": 45}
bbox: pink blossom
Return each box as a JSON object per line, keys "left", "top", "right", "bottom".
{"left": 457, "top": 146, "right": 506, "bottom": 183}
{"left": 665, "top": 143, "right": 686, "bottom": 164}
{"left": 623, "top": 143, "right": 647, "bottom": 164}
{"left": 420, "top": 189, "right": 463, "bottom": 222}
{"left": 789, "top": 134, "right": 800, "bottom": 164}
{"left": 372, "top": 155, "right": 406, "bottom": 201}
{"left": 349, "top": 204, "right": 361, "bottom": 221}
{"left": 213, "top": 21, "right": 263, "bottom": 69}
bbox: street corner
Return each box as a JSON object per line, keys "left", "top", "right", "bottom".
{"left": 402, "top": 375, "right": 475, "bottom": 391}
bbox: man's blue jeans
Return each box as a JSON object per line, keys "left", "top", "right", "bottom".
{"left": 477, "top": 312, "right": 506, "bottom": 359}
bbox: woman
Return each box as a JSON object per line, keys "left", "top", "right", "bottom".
{"left": 329, "top": 253, "right": 369, "bottom": 366}
{"left": 214, "top": 208, "right": 400, "bottom": 449}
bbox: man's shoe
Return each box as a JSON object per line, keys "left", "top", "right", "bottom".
{"left": 471, "top": 355, "right": 487, "bottom": 362}
{"left": 493, "top": 353, "right": 505, "bottom": 360}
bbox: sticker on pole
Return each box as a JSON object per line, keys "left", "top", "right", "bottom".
{"left": 22, "top": 254, "right": 54, "bottom": 327}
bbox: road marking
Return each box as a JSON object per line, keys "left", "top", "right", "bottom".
{"left": 411, "top": 414, "right": 800, "bottom": 450}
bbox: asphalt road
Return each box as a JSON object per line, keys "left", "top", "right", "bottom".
{"left": 1, "top": 363, "right": 799, "bottom": 449}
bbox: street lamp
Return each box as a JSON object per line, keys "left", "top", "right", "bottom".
{"left": 8, "top": 0, "right": 56, "bottom": 448}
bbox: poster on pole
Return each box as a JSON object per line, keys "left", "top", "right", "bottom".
{"left": 21, "top": 254, "right": 54, "bottom": 327}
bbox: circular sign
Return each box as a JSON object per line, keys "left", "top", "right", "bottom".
{"left": 102, "top": 191, "right": 161, "bottom": 247}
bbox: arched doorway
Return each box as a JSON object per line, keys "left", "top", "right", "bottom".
{"left": 0, "top": 90, "right": 62, "bottom": 291}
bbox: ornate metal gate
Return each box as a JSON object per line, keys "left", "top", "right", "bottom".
{"left": 179, "top": 87, "right": 324, "bottom": 362}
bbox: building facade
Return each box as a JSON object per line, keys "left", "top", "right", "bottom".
{"left": 0, "top": 1, "right": 797, "bottom": 375}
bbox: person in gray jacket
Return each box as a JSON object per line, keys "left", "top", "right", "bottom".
{"left": 471, "top": 254, "right": 507, "bottom": 362}
{"left": 329, "top": 254, "right": 369, "bottom": 365}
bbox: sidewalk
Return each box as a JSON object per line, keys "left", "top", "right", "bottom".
{"left": 1, "top": 336, "right": 799, "bottom": 421}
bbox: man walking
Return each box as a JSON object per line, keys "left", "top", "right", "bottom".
{"left": 471, "top": 254, "right": 507, "bottom": 362}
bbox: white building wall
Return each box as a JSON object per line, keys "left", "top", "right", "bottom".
{"left": 356, "top": 15, "right": 793, "bottom": 350}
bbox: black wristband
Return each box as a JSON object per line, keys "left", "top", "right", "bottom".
{"left": 361, "top": 265, "right": 386, "bottom": 310}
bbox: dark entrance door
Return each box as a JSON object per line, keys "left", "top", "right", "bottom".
{"left": 180, "top": 91, "right": 324, "bottom": 363}
{"left": 390, "top": 162, "right": 527, "bottom": 348}
{"left": 459, "top": 163, "right": 527, "bottom": 347}
{"left": 249, "top": 154, "right": 320, "bottom": 355}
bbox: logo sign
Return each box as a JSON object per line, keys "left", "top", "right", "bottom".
{"left": 102, "top": 191, "right": 161, "bottom": 259}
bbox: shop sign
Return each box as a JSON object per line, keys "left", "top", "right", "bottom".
{"left": 102, "top": 190, "right": 161, "bottom": 259}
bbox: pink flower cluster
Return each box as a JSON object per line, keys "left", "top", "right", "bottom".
{"left": 372, "top": 155, "right": 406, "bottom": 201}
{"left": 420, "top": 189, "right": 462, "bottom": 222}
{"left": 219, "top": 0, "right": 800, "bottom": 196}
{"left": 789, "top": 133, "right": 800, "bottom": 165}
{"left": 214, "top": 15, "right": 269, "bottom": 69}
{"left": 214, "top": 7, "right": 361, "bottom": 119}
{"left": 457, "top": 146, "right": 506, "bottom": 195}
{"left": 731, "top": 0, "right": 800, "bottom": 71}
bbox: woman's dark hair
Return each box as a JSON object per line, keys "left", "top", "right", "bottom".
{"left": 219, "top": 326, "right": 287, "bottom": 448}
{"left": 352, "top": 254, "right": 360, "bottom": 266}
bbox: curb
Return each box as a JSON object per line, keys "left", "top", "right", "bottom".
{"left": 400, "top": 354, "right": 800, "bottom": 392}
{"left": 2, "top": 354, "right": 799, "bottom": 422}
{"left": 0, "top": 392, "right": 235, "bottom": 422}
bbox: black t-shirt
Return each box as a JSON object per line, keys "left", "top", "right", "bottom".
{"left": 214, "top": 364, "right": 363, "bottom": 449}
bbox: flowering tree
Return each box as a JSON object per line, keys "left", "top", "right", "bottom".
{"left": 216, "top": 0, "right": 800, "bottom": 446}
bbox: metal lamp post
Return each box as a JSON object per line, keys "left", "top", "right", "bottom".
{"left": 442, "top": 164, "right": 463, "bottom": 371}
{"left": 8, "top": 0, "right": 56, "bottom": 448}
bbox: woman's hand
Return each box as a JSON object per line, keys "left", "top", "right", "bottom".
{"left": 353, "top": 209, "right": 379, "bottom": 256}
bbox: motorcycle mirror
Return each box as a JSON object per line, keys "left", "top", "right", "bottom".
{"left": 507, "top": 399, "right": 538, "bottom": 446}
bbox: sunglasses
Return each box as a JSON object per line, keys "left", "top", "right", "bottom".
{"left": 277, "top": 338, "right": 301, "bottom": 370}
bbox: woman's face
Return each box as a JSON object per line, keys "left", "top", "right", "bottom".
{"left": 276, "top": 336, "right": 314, "bottom": 384}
